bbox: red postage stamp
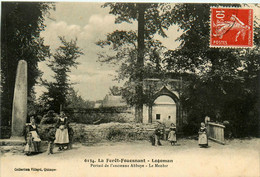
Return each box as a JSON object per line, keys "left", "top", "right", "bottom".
{"left": 210, "top": 8, "right": 253, "bottom": 48}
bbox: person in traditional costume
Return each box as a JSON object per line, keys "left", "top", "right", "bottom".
{"left": 54, "top": 111, "right": 69, "bottom": 151}
{"left": 168, "top": 123, "right": 177, "bottom": 146}
{"left": 198, "top": 122, "right": 208, "bottom": 148}
{"left": 26, "top": 116, "right": 41, "bottom": 153}
{"left": 24, "top": 132, "right": 34, "bottom": 155}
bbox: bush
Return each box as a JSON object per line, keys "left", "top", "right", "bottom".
{"left": 40, "top": 111, "right": 59, "bottom": 124}
{"left": 73, "top": 127, "right": 88, "bottom": 143}
{"left": 106, "top": 128, "right": 126, "bottom": 141}
{"left": 182, "top": 121, "right": 199, "bottom": 136}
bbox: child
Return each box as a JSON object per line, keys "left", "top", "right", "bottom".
{"left": 198, "top": 122, "right": 208, "bottom": 148}
{"left": 168, "top": 123, "right": 177, "bottom": 146}
{"left": 46, "top": 127, "right": 56, "bottom": 155}
{"left": 24, "top": 132, "right": 34, "bottom": 155}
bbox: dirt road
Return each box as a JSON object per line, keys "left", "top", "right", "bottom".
{"left": 1, "top": 138, "right": 259, "bottom": 177}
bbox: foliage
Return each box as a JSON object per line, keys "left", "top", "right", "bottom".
{"left": 0, "top": 126, "right": 11, "bottom": 139}
{"left": 39, "top": 36, "right": 83, "bottom": 112}
{"left": 109, "top": 86, "right": 122, "bottom": 96}
{"left": 97, "top": 3, "right": 259, "bottom": 135}
{"left": 40, "top": 110, "right": 59, "bottom": 124}
{"left": 35, "top": 88, "right": 95, "bottom": 124}
{"left": 1, "top": 2, "right": 53, "bottom": 126}
{"left": 106, "top": 128, "right": 126, "bottom": 141}
{"left": 102, "top": 3, "right": 175, "bottom": 37}
{"left": 66, "top": 88, "right": 95, "bottom": 109}
{"left": 97, "top": 3, "right": 176, "bottom": 108}
{"left": 164, "top": 4, "right": 260, "bottom": 137}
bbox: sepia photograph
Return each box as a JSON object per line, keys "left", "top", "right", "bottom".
{"left": 0, "top": 1, "right": 260, "bottom": 177}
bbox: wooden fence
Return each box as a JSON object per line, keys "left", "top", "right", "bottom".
{"left": 207, "top": 122, "right": 225, "bottom": 145}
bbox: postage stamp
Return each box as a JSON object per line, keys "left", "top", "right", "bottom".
{"left": 210, "top": 8, "right": 253, "bottom": 48}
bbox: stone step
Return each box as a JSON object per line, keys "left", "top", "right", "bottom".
{"left": 0, "top": 145, "right": 24, "bottom": 154}
{"left": 0, "top": 139, "right": 26, "bottom": 146}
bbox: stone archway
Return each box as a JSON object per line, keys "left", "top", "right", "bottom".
{"left": 145, "top": 86, "right": 180, "bottom": 128}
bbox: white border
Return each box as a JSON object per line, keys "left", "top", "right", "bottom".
{"left": 1, "top": 0, "right": 260, "bottom": 3}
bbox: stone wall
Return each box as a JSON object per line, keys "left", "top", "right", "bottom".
{"left": 64, "top": 107, "right": 135, "bottom": 124}
{"left": 38, "top": 122, "right": 159, "bottom": 144}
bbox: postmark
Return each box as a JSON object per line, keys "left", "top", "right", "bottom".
{"left": 210, "top": 7, "right": 253, "bottom": 48}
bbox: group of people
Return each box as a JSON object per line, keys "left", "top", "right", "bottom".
{"left": 151, "top": 123, "right": 178, "bottom": 146}
{"left": 24, "top": 112, "right": 209, "bottom": 155}
{"left": 24, "top": 111, "right": 74, "bottom": 155}
{"left": 151, "top": 121, "right": 209, "bottom": 148}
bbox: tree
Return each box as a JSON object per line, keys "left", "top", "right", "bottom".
{"left": 109, "top": 86, "right": 122, "bottom": 96}
{"left": 1, "top": 2, "right": 53, "bottom": 126}
{"left": 97, "top": 3, "right": 176, "bottom": 122}
{"left": 66, "top": 88, "right": 94, "bottom": 109}
{"left": 164, "top": 4, "right": 260, "bottom": 137}
{"left": 40, "top": 36, "right": 83, "bottom": 113}
{"left": 135, "top": 3, "right": 145, "bottom": 123}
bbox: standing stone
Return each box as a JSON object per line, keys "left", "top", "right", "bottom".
{"left": 11, "top": 60, "right": 27, "bottom": 138}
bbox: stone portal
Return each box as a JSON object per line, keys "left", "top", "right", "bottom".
{"left": 143, "top": 78, "right": 185, "bottom": 131}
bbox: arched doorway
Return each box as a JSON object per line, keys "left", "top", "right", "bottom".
{"left": 152, "top": 95, "right": 176, "bottom": 127}
{"left": 143, "top": 86, "right": 180, "bottom": 128}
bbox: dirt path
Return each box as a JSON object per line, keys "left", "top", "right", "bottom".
{"left": 1, "top": 138, "right": 259, "bottom": 177}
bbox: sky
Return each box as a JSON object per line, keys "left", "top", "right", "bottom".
{"left": 36, "top": 2, "right": 182, "bottom": 101}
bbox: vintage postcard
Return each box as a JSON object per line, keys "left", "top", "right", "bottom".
{"left": 1, "top": 1, "right": 259, "bottom": 177}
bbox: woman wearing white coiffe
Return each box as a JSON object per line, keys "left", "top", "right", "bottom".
{"left": 54, "top": 111, "right": 69, "bottom": 150}
{"left": 198, "top": 122, "right": 208, "bottom": 148}
{"left": 26, "top": 116, "right": 41, "bottom": 152}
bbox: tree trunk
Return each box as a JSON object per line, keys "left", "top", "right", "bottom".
{"left": 135, "top": 3, "right": 146, "bottom": 123}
